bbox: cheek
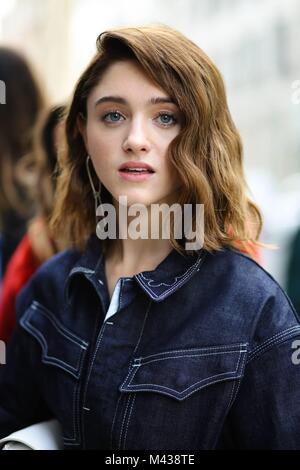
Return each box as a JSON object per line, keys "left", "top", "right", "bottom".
{"left": 86, "top": 126, "right": 104, "bottom": 152}
{"left": 86, "top": 126, "right": 115, "bottom": 162}
{"left": 163, "top": 156, "right": 181, "bottom": 188}
{"left": 158, "top": 129, "right": 179, "bottom": 163}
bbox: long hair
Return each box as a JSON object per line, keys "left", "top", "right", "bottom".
{"left": 31, "top": 105, "right": 66, "bottom": 222}
{"left": 50, "top": 25, "right": 262, "bottom": 254}
{"left": 0, "top": 47, "right": 45, "bottom": 221}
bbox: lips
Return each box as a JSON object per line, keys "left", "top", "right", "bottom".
{"left": 118, "top": 161, "right": 155, "bottom": 173}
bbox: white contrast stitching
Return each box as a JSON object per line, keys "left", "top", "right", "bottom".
{"left": 248, "top": 325, "right": 300, "bottom": 362}
{"left": 110, "top": 394, "right": 122, "bottom": 449}
{"left": 32, "top": 301, "right": 88, "bottom": 347}
{"left": 118, "top": 395, "right": 131, "bottom": 450}
{"left": 123, "top": 394, "right": 136, "bottom": 450}
{"left": 82, "top": 322, "right": 107, "bottom": 407}
{"left": 121, "top": 349, "right": 247, "bottom": 400}
{"left": 137, "top": 350, "right": 248, "bottom": 366}
{"left": 21, "top": 313, "right": 83, "bottom": 377}
{"left": 137, "top": 254, "right": 203, "bottom": 299}
{"left": 132, "top": 343, "right": 248, "bottom": 362}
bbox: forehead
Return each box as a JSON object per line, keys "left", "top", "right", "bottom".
{"left": 89, "top": 59, "right": 167, "bottom": 100}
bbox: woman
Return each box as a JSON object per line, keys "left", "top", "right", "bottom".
{"left": 0, "top": 106, "right": 65, "bottom": 344}
{"left": 0, "top": 48, "right": 45, "bottom": 277}
{"left": 0, "top": 25, "right": 299, "bottom": 450}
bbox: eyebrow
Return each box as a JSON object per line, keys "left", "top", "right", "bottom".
{"left": 94, "top": 95, "right": 177, "bottom": 108}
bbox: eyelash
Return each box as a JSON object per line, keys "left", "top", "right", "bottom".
{"left": 101, "top": 110, "right": 178, "bottom": 127}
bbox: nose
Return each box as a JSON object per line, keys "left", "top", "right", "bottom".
{"left": 122, "top": 117, "right": 151, "bottom": 154}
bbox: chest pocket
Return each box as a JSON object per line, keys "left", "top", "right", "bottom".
{"left": 19, "top": 300, "right": 89, "bottom": 445}
{"left": 120, "top": 343, "right": 248, "bottom": 401}
{"left": 112, "top": 343, "right": 247, "bottom": 450}
{"left": 116, "top": 343, "right": 248, "bottom": 449}
{"left": 20, "top": 300, "right": 88, "bottom": 379}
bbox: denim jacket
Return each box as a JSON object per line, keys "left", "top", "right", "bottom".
{"left": 0, "top": 234, "right": 300, "bottom": 450}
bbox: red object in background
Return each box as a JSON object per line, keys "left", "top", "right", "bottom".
{"left": 234, "top": 240, "right": 262, "bottom": 265}
{"left": 0, "top": 235, "right": 40, "bottom": 344}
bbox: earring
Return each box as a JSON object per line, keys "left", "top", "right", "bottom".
{"left": 86, "top": 155, "right": 102, "bottom": 219}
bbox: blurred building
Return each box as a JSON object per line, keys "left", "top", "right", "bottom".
{"left": 182, "top": 0, "right": 300, "bottom": 285}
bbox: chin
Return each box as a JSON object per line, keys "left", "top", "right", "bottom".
{"left": 115, "top": 193, "right": 153, "bottom": 207}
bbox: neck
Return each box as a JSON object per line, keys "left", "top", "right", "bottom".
{"left": 105, "top": 202, "right": 175, "bottom": 275}
{"left": 105, "top": 237, "right": 173, "bottom": 276}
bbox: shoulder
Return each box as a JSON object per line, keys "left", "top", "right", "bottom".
{"left": 204, "top": 246, "right": 291, "bottom": 303}
{"left": 15, "top": 248, "right": 82, "bottom": 320}
{"left": 203, "top": 247, "right": 300, "bottom": 350}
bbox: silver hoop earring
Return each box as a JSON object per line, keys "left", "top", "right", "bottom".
{"left": 86, "top": 155, "right": 102, "bottom": 218}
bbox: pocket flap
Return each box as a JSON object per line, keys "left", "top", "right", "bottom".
{"left": 120, "top": 343, "right": 247, "bottom": 401}
{"left": 20, "top": 301, "right": 88, "bottom": 379}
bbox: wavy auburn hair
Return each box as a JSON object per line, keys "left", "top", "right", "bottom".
{"left": 50, "top": 24, "right": 262, "bottom": 255}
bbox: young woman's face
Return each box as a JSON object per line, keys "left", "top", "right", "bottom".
{"left": 82, "top": 59, "right": 183, "bottom": 208}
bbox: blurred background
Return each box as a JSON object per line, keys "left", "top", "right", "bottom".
{"left": 0, "top": 0, "right": 299, "bottom": 289}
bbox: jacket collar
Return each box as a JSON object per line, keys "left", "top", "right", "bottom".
{"left": 134, "top": 247, "right": 205, "bottom": 302}
{"left": 66, "top": 234, "right": 206, "bottom": 303}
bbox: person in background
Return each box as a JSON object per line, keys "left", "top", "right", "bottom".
{"left": 0, "top": 106, "right": 65, "bottom": 343}
{"left": 0, "top": 47, "right": 45, "bottom": 278}
{"left": 286, "top": 226, "right": 300, "bottom": 317}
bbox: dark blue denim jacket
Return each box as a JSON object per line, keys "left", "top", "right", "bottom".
{"left": 0, "top": 235, "right": 300, "bottom": 450}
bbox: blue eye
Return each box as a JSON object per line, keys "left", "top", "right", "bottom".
{"left": 157, "top": 113, "right": 177, "bottom": 126}
{"left": 103, "top": 111, "right": 124, "bottom": 122}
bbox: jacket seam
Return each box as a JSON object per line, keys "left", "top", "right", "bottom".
{"left": 132, "top": 343, "right": 248, "bottom": 362}
{"left": 82, "top": 322, "right": 108, "bottom": 408}
{"left": 134, "top": 349, "right": 248, "bottom": 366}
{"left": 118, "top": 394, "right": 131, "bottom": 451}
{"left": 225, "top": 347, "right": 247, "bottom": 412}
{"left": 229, "top": 248, "right": 300, "bottom": 324}
{"left": 31, "top": 301, "right": 88, "bottom": 348}
{"left": 20, "top": 312, "right": 84, "bottom": 377}
{"left": 121, "top": 349, "right": 245, "bottom": 400}
{"left": 123, "top": 394, "right": 136, "bottom": 450}
{"left": 247, "top": 325, "right": 300, "bottom": 363}
{"left": 137, "top": 253, "right": 204, "bottom": 299}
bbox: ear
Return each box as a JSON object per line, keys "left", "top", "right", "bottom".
{"left": 77, "top": 113, "right": 88, "bottom": 149}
